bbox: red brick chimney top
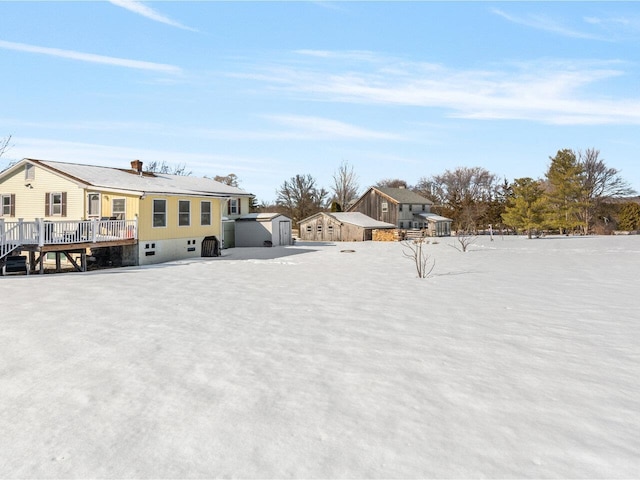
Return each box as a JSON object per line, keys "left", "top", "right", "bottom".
{"left": 131, "top": 159, "right": 143, "bottom": 173}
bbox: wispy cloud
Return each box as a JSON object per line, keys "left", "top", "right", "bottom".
{"left": 263, "top": 114, "right": 403, "bottom": 140}
{"left": 0, "top": 39, "right": 182, "bottom": 74}
{"left": 109, "top": 0, "right": 198, "bottom": 32}
{"left": 232, "top": 52, "right": 640, "bottom": 126}
{"left": 491, "top": 8, "right": 605, "bottom": 41}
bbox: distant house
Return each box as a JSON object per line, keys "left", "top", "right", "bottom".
{"left": 0, "top": 158, "right": 253, "bottom": 271}
{"left": 235, "top": 213, "right": 292, "bottom": 247}
{"left": 348, "top": 186, "right": 451, "bottom": 236}
{"left": 298, "top": 211, "right": 395, "bottom": 242}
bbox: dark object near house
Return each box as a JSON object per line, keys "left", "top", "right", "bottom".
{"left": 2, "top": 255, "right": 28, "bottom": 275}
{"left": 201, "top": 236, "right": 221, "bottom": 257}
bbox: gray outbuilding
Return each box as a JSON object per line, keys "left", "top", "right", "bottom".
{"left": 235, "top": 213, "right": 293, "bottom": 247}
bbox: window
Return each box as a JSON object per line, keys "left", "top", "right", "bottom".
{"left": 46, "top": 192, "right": 66, "bottom": 216}
{"left": 409, "top": 204, "right": 413, "bottom": 212}
{"left": 306, "top": 225, "right": 312, "bottom": 233}
{"left": 422, "top": 204, "right": 426, "bottom": 211}
{"left": 1, "top": 194, "right": 15, "bottom": 217}
{"left": 153, "top": 199, "right": 166, "bottom": 227}
{"left": 382, "top": 201, "right": 388, "bottom": 213}
{"left": 398, "top": 204, "right": 403, "bottom": 212}
{"left": 228, "top": 198, "right": 240, "bottom": 215}
{"left": 112, "top": 198, "right": 126, "bottom": 220}
{"left": 317, "top": 224, "right": 322, "bottom": 232}
{"left": 179, "top": 200, "right": 190, "bottom": 226}
{"left": 201, "top": 201, "right": 211, "bottom": 226}
{"left": 25, "top": 164, "right": 35, "bottom": 181}
{"left": 399, "top": 221, "right": 404, "bottom": 228}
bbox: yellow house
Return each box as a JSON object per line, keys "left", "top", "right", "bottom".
{"left": 0, "top": 159, "right": 252, "bottom": 271}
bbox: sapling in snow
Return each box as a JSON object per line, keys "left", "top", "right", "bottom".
{"left": 401, "top": 236, "right": 435, "bottom": 278}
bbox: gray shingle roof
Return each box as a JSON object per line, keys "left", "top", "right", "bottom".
{"left": 376, "top": 187, "right": 433, "bottom": 205}
{"left": 28, "top": 159, "right": 251, "bottom": 197}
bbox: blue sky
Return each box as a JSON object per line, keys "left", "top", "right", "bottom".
{"left": 2, "top": 1, "right": 639, "bottom": 202}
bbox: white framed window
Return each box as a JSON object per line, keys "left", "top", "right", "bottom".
{"left": 153, "top": 199, "right": 167, "bottom": 227}
{"left": 382, "top": 201, "right": 388, "bottom": 213}
{"left": 112, "top": 198, "right": 126, "bottom": 220}
{"left": 45, "top": 192, "right": 66, "bottom": 217}
{"left": 1, "top": 194, "right": 15, "bottom": 217}
{"left": 228, "top": 198, "right": 240, "bottom": 215}
{"left": 179, "top": 200, "right": 190, "bottom": 226}
{"left": 201, "top": 201, "right": 211, "bottom": 226}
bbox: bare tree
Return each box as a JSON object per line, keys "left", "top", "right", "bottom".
{"left": 0, "top": 135, "right": 14, "bottom": 171}
{"left": 213, "top": 173, "right": 240, "bottom": 187}
{"left": 577, "top": 148, "right": 636, "bottom": 234}
{"left": 401, "top": 236, "right": 435, "bottom": 278}
{"left": 276, "top": 174, "right": 329, "bottom": 224}
{"left": 453, "top": 231, "right": 477, "bottom": 253}
{"left": 331, "top": 161, "right": 359, "bottom": 211}
{"left": 416, "top": 167, "right": 498, "bottom": 232}
{"left": 145, "top": 160, "right": 191, "bottom": 176}
{"left": 375, "top": 178, "right": 410, "bottom": 189}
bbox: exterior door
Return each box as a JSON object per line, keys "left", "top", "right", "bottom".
{"left": 278, "top": 220, "right": 290, "bottom": 245}
{"left": 87, "top": 193, "right": 100, "bottom": 219}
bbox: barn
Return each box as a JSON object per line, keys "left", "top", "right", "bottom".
{"left": 234, "top": 213, "right": 293, "bottom": 247}
{"left": 298, "top": 212, "right": 395, "bottom": 242}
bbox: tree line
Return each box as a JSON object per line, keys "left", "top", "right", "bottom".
{"left": 265, "top": 148, "right": 639, "bottom": 235}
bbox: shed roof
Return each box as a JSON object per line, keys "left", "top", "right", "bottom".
{"left": 13, "top": 159, "right": 252, "bottom": 198}
{"left": 237, "top": 213, "right": 290, "bottom": 222}
{"left": 415, "top": 212, "right": 452, "bottom": 222}
{"left": 329, "top": 212, "right": 396, "bottom": 228}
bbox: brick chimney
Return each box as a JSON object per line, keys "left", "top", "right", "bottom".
{"left": 131, "top": 159, "right": 143, "bottom": 173}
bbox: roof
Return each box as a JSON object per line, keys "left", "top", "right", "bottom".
{"left": 375, "top": 187, "right": 433, "bottom": 205}
{"left": 236, "top": 213, "right": 290, "bottom": 222}
{"left": 324, "top": 212, "right": 395, "bottom": 229}
{"left": 14, "top": 159, "right": 252, "bottom": 198}
{"left": 415, "top": 212, "right": 452, "bottom": 222}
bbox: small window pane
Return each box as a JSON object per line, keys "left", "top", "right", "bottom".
{"left": 201, "top": 201, "right": 211, "bottom": 226}
{"left": 179, "top": 200, "right": 190, "bottom": 226}
{"left": 153, "top": 199, "right": 166, "bottom": 227}
{"left": 112, "top": 198, "right": 125, "bottom": 220}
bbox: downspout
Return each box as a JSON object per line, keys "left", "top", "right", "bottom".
{"left": 220, "top": 197, "right": 230, "bottom": 251}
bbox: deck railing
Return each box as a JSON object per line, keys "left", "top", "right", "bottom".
{"left": 1, "top": 218, "right": 138, "bottom": 260}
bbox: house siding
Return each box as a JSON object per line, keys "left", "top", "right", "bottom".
{"left": 138, "top": 195, "right": 223, "bottom": 242}
{"left": 0, "top": 163, "right": 84, "bottom": 219}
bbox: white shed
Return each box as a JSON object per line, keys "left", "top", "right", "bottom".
{"left": 235, "top": 213, "right": 293, "bottom": 247}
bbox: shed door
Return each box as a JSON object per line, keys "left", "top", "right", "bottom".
{"left": 278, "top": 220, "right": 290, "bottom": 245}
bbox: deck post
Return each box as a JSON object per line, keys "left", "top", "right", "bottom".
{"left": 37, "top": 218, "right": 45, "bottom": 247}
{"left": 18, "top": 218, "right": 24, "bottom": 245}
{"left": 91, "top": 219, "right": 98, "bottom": 243}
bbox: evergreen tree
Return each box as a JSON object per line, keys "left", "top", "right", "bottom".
{"left": 502, "top": 178, "right": 546, "bottom": 238}
{"left": 618, "top": 202, "right": 640, "bottom": 231}
{"left": 544, "top": 149, "right": 586, "bottom": 234}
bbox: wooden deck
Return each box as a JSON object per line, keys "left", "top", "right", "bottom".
{"left": 1, "top": 219, "right": 138, "bottom": 273}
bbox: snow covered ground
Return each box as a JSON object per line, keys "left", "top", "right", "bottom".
{"left": 1, "top": 235, "right": 639, "bottom": 478}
